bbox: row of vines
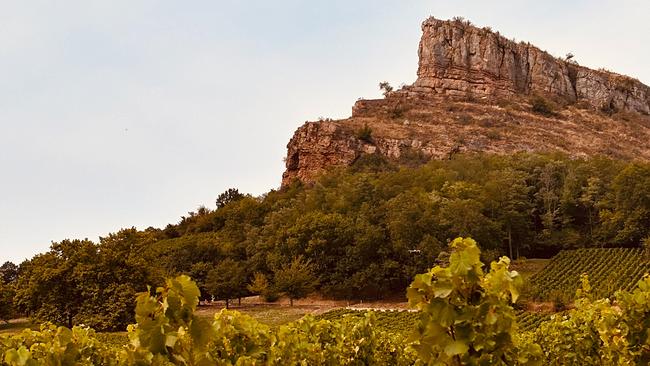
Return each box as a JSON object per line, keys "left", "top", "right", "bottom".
{"left": 529, "top": 248, "right": 650, "bottom": 301}
{"left": 317, "top": 309, "right": 550, "bottom": 335}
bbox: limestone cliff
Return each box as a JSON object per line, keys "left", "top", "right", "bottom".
{"left": 413, "top": 17, "right": 649, "bottom": 114}
{"left": 282, "top": 17, "right": 650, "bottom": 186}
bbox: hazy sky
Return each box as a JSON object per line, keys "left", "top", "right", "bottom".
{"left": 1, "top": 0, "right": 648, "bottom": 264}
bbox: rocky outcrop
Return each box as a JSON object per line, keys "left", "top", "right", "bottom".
{"left": 414, "top": 17, "right": 650, "bottom": 114}
{"left": 281, "top": 17, "right": 650, "bottom": 186}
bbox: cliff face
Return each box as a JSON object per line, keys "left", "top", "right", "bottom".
{"left": 414, "top": 18, "right": 650, "bottom": 114}
{"left": 282, "top": 17, "right": 650, "bottom": 186}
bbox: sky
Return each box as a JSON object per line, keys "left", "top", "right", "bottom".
{"left": 1, "top": 0, "right": 648, "bottom": 264}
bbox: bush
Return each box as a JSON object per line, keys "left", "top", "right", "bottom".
{"left": 531, "top": 96, "right": 555, "bottom": 116}
{"left": 350, "top": 153, "right": 396, "bottom": 173}
{"left": 355, "top": 124, "right": 373, "bottom": 142}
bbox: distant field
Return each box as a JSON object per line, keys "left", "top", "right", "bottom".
{"left": 196, "top": 304, "right": 325, "bottom": 327}
{"left": 510, "top": 258, "right": 550, "bottom": 282}
{"left": 529, "top": 248, "right": 650, "bottom": 302}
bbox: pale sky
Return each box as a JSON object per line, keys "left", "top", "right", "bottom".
{"left": 1, "top": 0, "right": 648, "bottom": 264}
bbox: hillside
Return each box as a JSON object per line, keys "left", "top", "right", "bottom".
{"left": 282, "top": 17, "right": 650, "bottom": 186}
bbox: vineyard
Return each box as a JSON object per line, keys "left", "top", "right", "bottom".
{"left": 318, "top": 309, "right": 551, "bottom": 334}
{"left": 6, "top": 238, "right": 650, "bottom": 364}
{"left": 515, "top": 310, "right": 551, "bottom": 332}
{"left": 529, "top": 248, "right": 650, "bottom": 302}
{"left": 316, "top": 309, "right": 419, "bottom": 337}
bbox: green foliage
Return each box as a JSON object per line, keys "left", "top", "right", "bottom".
{"left": 0, "top": 262, "right": 18, "bottom": 285}
{"left": 529, "top": 248, "right": 650, "bottom": 302}
{"left": 1, "top": 275, "right": 415, "bottom": 365}
{"left": 316, "top": 309, "right": 419, "bottom": 337}
{"left": 13, "top": 232, "right": 154, "bottom": 331}
{"left": 600, "top": 163, "right": 650, "bottom": 245}
{"left": 247, "top": 272, "right": 278, "bottom": 302}
{"left": 215, "top": 188, "right": 244, "bottom": 209}
{"left": 350, "top": 153, "right": 396, "bottom": 174}
{"left": 530, "top": 95, "right": 555, "bottom": 116}
{"left": 407, "top": 237, "right": 542, "bottom": 365}
{"left": 273, "top": 256, "right": 317, "bottom": 306}
{"left": 527, "top": 275, "right": 650, "bottom": 364}
{"left": 317, "top": 308, "right": 555, "bottom": 339}
{"left": 205, "top": 259, "right": 248, "bottom": 308}
{"left": 0, "top": 282, "right": 15, "bottom": 323}
{"left": 8, "top": 245, "right": 650, "bottom": 364}
{"left": 0, "top": 325, "right": 116, "bottom": 365}
{"left": 11, "top": 152, "right": 650, "bottom": 331}
{"left": 515, "top": 311, "right": 551, "bottom": 332}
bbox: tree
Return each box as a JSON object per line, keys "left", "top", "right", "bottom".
{"left": 247, "top": 272, "right": 278, "bottom": 302}
{"left": 14, "top": 239, "right": 98, "bottom": 328}
{"left": 600, "top": 163, "right": 650, "bottom": 245}
{"left": 189, "top": 261, "right": 214, "bottom": 300}
{"left": 0, "top": 281, "right": 14, "bottom": 323}
{"left": 216, "top": 188, "right": 245, "bottom": 209}
{"left": 484, "top": 169, "right": 533, "bottom": 259}
{"left": 14, "top": 233, "right": 153, "bottom": 331}
{"left": 274, "top": 256, "right": 317, "bottom": 306}
{"left": 0, "top": 261, "right": 18, "bottom": 284}
{"left": 579, "top": 176, "right": 605, "bottom": 242}
{"left": 378, "top": 81, "right": 393, "bottom": 96}
{"left": 438, "top": 182, "right": 501, "bottom": 251}
{"left": 205, "top": 259, "right": 248, "bottom": 308}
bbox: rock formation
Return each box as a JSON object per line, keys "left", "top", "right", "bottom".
{"left": 413, "top": 17, "right": 649, "bottom": 114}
{"left": 282, "top": 17, "right": 650, "bottom": 186}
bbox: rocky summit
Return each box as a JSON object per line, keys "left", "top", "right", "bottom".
{"left": 282, "top": 17, "right": 650, "bottom": 186}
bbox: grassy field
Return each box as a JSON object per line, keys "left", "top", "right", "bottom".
{"left": 196, "top": 304, "right": 331, "bottom": 327}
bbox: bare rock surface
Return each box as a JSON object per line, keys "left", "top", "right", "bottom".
{"left": 414, "top": 17, "right": 650, "bottom": 114}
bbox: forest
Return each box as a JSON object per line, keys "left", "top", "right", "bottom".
{"left": 3, "top": 152, "right": 650, "bottom": 331}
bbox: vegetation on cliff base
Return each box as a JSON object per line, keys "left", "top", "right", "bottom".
{"left": 7, "top": 152, "right": 650, "bottom": 331}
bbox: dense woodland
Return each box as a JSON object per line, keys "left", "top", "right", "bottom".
{"left": 3, "top": 152, "right": 650, "bottom": 330}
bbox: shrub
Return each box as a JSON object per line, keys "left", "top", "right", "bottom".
{"left": 379, "top": 81, "right": 393, "bottom": 96}
{"left": 600, "top": 101, "right": 617, "bottom": 115}
{"left": 350, "top": 153, "right": 396, "bottom": 173}
{"left": 390, "top": 106, "right": 404, "bottom": 119}
{"left": 531, "top": 96, "right": 555, "bottom": 116}
{"left": 355, "top": 124, "right": 373, "bottom": 142}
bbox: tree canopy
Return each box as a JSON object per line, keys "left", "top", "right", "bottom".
{"left": 6, "top": 152, "right": 650, "bottom": 329}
